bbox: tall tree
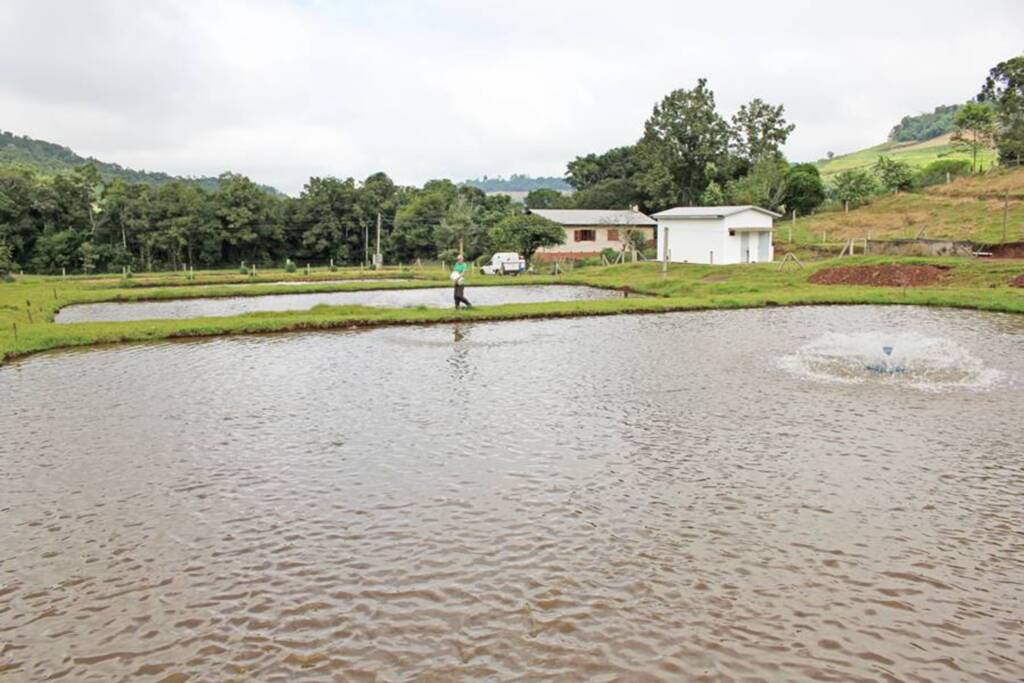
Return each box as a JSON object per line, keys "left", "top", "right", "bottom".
{"left": 636, "top": 79, "right": 732, "bottom": 210}
{"left": 435, "top": 194, "right": 475, "bottom": 258}
{"left": 565, "top": 145, "right": 641, "bottom": 190}
{"left": 979, "top": 55, "right": 1024, "bottom": 165}
{"left": 212, "top": 172, "right": 281, "bottom": 265}
{"left": 389, "top": 179, "right": 457, "bottom": 262}
{"left": 99, "top": 179, "right": 151, "bottom": 259}
{"left": 0, "top": 168, "right": 39, "bottom": 266}
{"left": 0, "top": 241, "right": 16, "bottom": 281}
{"left": 297, "top": 176, "right": 360, "bottom": 264}
{"left": 489, "top": 214, "right": 564, "bottom": 263}
{"left": 730, "top": 98, "right": 795, "bottom": 162}
{"left": 952, "top": 102, "right": 998, "bottom": 172}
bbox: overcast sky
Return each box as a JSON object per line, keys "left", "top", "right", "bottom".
{"left": 1, "top": 1, "right": 1022, "bottom": 194}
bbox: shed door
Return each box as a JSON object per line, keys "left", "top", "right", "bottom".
{"left": 740, "top": 232, "right": 750, "bottom": 263}
{"left": 758, "top": 231, "right": 770, "bottom": 262}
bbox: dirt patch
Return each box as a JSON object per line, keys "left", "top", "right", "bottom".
{"left": 809, "top": 264, "right": 951, "bottom": 287}
{"left": 984, "top": 242, "right": 1024, "bottom": 259}
{"left": 1010, "top": 273, "right": 1024, "bottom": 288}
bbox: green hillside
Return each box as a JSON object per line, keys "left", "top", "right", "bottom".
{"left": 816, "top": 133, "right": 997, "bottom": 178}
{"left": 0, "top": 130, "right": 282, "bottom": 195}
{"left": 786, "top": 165, "right": 1024, "bottom": 246}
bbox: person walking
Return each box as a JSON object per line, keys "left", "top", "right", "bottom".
{"left": 452, "top": 255, "right": 472, "bottom": 309}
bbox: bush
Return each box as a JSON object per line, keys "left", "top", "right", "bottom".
{"left": 783, "top": 164, "right": 825, "bottom": 215}
{"left": 239, "top": 262, "right": 249, "bottom": 274}
{"left": 830, "top": 169, "right": 879, "bottom": 209}
{"left": 915, "top": 159, "right": 972, "bottom": 188}
{"left": 601, "top": 247, "right": 619, "bottom": 263}
{"left": 284, "top": 258, "right": 296, "bottom": 273}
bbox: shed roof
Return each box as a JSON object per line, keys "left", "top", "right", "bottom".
{"left": 529, "top": 208, "right": 656, "bottom": 226}
{"left": 652, "top": 205, "right": 782, "bottom": 219}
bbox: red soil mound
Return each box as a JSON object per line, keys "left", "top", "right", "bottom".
{"left": 1011, "top": 273, "right": 1024, "bottom": 288}
{"left": 809, "top": 264, "right": 950, "bottom": 287}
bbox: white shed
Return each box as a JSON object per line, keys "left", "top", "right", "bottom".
{"left": 653, "top": 205, "right": 781, "bottom": 265}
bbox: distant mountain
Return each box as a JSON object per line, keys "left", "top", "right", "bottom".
{"left": 0, "top": 130, "right": 283, "bottom": 195}
{"left": 462, "top": 174, "right": 572, "bottom": 193}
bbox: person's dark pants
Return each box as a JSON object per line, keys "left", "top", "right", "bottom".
{"left": 454, "top": 284, "right": 471, "bottom": 309}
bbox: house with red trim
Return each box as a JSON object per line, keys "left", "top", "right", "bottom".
{"left": 528, "top": 208, "right": 656, "bottom": 261}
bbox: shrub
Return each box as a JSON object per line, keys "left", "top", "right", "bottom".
{"left": 874, "top": 156, "right": 914, "bottom": 193}
{"left": 914, "top": 159, "right": 972, "bottom": 188}
{"left": 783, "top": 163, "right": 825, "bottom": 215}
{"left": 830, "top": 169, "right": 879, "bottom": 209}
{"left": 239, "top": 262, "right": 249, "bottom": 274}
{"left": 284, "top": 258, "right": 296, "bottom": 273}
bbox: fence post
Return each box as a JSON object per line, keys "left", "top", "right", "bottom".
{"left": 1003, "top": 191, "right": 1010, "bottom": 243}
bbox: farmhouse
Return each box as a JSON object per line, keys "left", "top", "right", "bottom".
{"left": 653, "top": 205, "right": 780, "bottom": 265}
{"left": 528, "top": 208, "right": 656, "bottom": 261}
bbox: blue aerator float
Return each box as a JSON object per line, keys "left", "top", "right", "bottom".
{"left": 864, "top": 345, "right": 906, "bottom": 374}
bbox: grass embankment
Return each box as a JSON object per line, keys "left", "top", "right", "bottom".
{"left": 815, "top": 133, "right": 997, "bottom": 177}
{"left": 780, "top": 166, "right": 1024, "bottom": 248}
{"left": 3, "top": 258, "right": 1023, "bottom": 366}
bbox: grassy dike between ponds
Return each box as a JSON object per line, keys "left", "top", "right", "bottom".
{"left": 2, "top": 257, "right": 1024, "bottom": 366}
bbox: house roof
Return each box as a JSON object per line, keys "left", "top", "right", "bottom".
{"left": 652, "top": 205, "right": 782, "bottom": 219}
{"left": 528, "top": 208, "right": 657, "bottom": 227}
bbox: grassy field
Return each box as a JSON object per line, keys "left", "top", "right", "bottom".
{"left": 815, "top": 133, "right": 998, "bottom": 177}
{"left": 781, "top": 167, "right": 1024, "bottom": 247}
{"left": 3, "top": 258, "right": 1023, "bottom": 366}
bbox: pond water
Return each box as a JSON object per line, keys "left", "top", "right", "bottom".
{"left": 2, "top": 306, "right": 1023, "bottom": 681}
{"left": 55, "top": 285, "right": 619, "bottom": 323}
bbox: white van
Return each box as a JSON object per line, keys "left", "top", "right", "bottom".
{"left": 480, "top": 252, "right": 526, "bottom": 275}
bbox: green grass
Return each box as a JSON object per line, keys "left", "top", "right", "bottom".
{"left": 816, "top": 134, "right": 998, "bottom": 177}
{"left": 3, "top": 259, "right": 1023, "bottom": 366}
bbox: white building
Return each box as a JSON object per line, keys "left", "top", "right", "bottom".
{"left": 653, "top": 205, "right": 780, "bottom": 265}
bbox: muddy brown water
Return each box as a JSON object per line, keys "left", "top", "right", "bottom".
{"left": 2, "top": 306, "right": 1023, "bottom": 681}
{"left": 54, "top": 285, "right": 619, "bottom": 323}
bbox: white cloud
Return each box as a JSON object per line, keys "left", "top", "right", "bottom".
{"left": 1, "top": 0, "right": 1021, "bottom": 193}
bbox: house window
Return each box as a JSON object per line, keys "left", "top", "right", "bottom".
{"left": 606, "top": 229, "right": 619, "bottom": 242}
{"left": 574, "top": 229, "right": 596, "bottom": 242}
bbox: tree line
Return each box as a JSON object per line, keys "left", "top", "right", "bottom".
{"left": 0, "top": 165, "right": 571, "bottom": 275}
{"left": 3, "top": 55, "right": 1022, "bottom": 275}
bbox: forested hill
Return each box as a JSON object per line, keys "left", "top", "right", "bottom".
{"left": 462, "top": 174, "right": 572, "bottom": 192}
{"left": 888, "top": 104, "right": 962, "bottom": 142}
{"left": 0, "top": 130, "right": 283, "bottom": 196}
